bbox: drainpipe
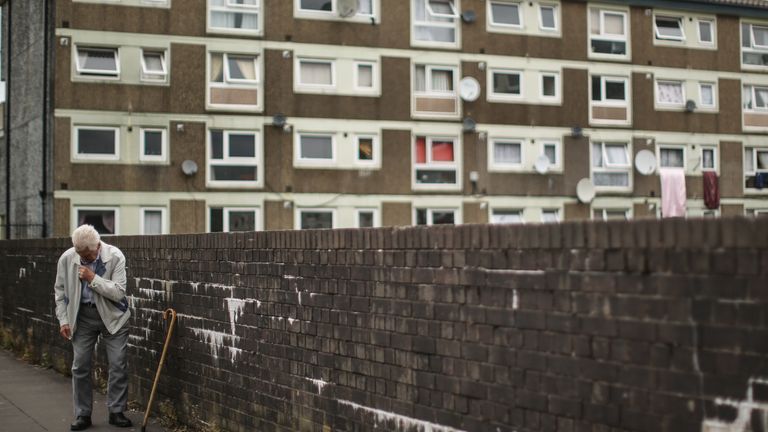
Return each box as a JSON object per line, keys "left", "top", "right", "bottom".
{"left": 40, "top": 0, "right": 51, "bottom": 237}
{"left": 4, "top": 0, "right": 12, "bottom": 240}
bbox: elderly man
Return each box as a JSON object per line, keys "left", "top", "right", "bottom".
{"left": 54, "top": 224, "right": 132, "bottom": 430}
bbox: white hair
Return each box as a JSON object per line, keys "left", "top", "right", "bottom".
{"left": 72, "top": 225, "right": 101, "bottom": 251}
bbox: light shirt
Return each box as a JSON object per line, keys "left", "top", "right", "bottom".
{"left": 80, "top": 255, "right": 99, "bottom": 305}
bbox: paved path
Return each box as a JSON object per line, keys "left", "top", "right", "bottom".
{"left": 0, "top": 349, "right": 166, "bottom": 432}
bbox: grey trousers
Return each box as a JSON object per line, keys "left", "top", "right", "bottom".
{"left": 71, "top": 305, "right": 129, "bottom": 417}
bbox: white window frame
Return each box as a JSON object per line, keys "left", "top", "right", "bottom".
{"left": 591, "top": 141, "right": 632, "bottom": 191}
{"left": 208, "top": 207, "right": 260, "bottom": 233}
{"left": 539, "top": 71, "right": 560, "bottom": 102}
{"left": 698, "top": 82, "right": 717, "bottom": 109}
{"left": 592, "top": 208, "right": 630, "bottom": 221}
{"left": 296, "top": 208, "right": 336, "bottom": 230}
{"left": 742, "top": 21, "right": 768, "bottom": 69}
{"left": 415, "top": 64, "right": 458, "bottom": 95}
{"left": 140, "top": 207, "right": 167, "bottom": 235}
{"left": 540, "top": 139, "right": 562, "bottom": 171}
{"left": 654, "top": 15, "right": 685, "bottom": 42}
{"left": 208, "top": 0, "right": 262, "bottom": 35}
{"left": 73, "top": 125, "right": 120, "bottom": 161}
{"left": 411, "top": 0, "right": 461, "bottom": 48}
{"left": 697, "top": 18, "right": 715, "bottom": 45}
{"left": 295, "top": 0, "right": 378, "bottom": 22}
{"left": 488, "top": 138, "right": 525, "bottom": 171}
{"left": 489, "top": 208, "right": 524, "bottom": 224}
{"left": 658, "top": 144, "right": 686, "bottom": 169}
{"left": 296, "top": 58, "right": 336, "bottom": 88}
{"left": 413, "top": 136, "right": 460, "bottom": 190}
{"left": 588, "top": 8, "right": 629, "bottom": 59}
{"left": 73, "top": 207, "right": 120, "bottom": 235}
{"left": 655, "top": 79, "right": 686, "bottom": 108}
{"left": 488, "top": 68, "right": 524, "bottom": 101}
{"left": 207, "top": 129, "right": 262, "bottom": 188}
{"left": 415, "top": 208, "right": 459, "bottom": 226}
{"left": 354, "top": 134, "right": 378, "bottom": 166}
{"left": 139, "top": 49, "right": 168, "bottom": 82}
{"left": 541, "top": 208, "right": 561, "bottom": 223}
{"left": 487, "top": 1, "right": 523, "bottom": 29}
{"left": 701, "top": 145, "right": 717, "bottom": 172}
{"left": 538, "top": 3, "right": 558, "bottom": 31}
{"left": 296, "top": 132, "right": 336, "bottom": 164}
{"left": 744, "top": 147, "right": 768, "bottom": 175}
{"left": 139, "top": 128, "right": 167, "bottom": 163}
{"left": 207, "top": 51, "right": 261, "bottom": 110}
{"left": 743, "top": 85, "right": 768, "bottom": 112}
{"left": 355, "top": 208, "right": 380, "bottom": 228}
{"left": 74, "top": 46, "right": 120, "bottom": 79}
{"left": 353, "top": 61, "right": 377, "bottom": 92}
{"left": 591, "top": 75, "right": 629, "bottom": 106}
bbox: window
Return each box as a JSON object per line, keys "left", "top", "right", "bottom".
{"left": 592, "top": 76, "right": 627, "bottom": 104}
{"left": 413, "top": 64, "right": 459, "bottom": 117}
{"left": 699, "top": 83, "right": 716, "bottom": 108}
{"left": 355, "top": 61, "right": 375, "bottom": 90}
{"left": 210, "top": 207, "right": 258, "bottom": 232}
{"left": 414, "top": 65, "right": 455, "bottom": 94}
{"left": 298, "top": 134, "right": 334, "bottom": 162}
{"left": 490, "top": 209, "right": 523, "bottom": 224}
{"left": 540, "top": 72, "right": 558, "bottom": 100}
{"left": 744, "top": 147, "right": 768, "bottom": 175}
{"left": 76, "top": 208, "right": 118, "bottom": 235}
{"left": 414, "top": 136, "right": 458, "bottom": 187}
{"left": 656, "top": 80, "right": 685, "bottom": 107}
{"left": 589, "top": 8, "right": 628, "bottom": 57}
{"left": 299, "top": 209, "right": 334, "bottom": 229}
{"left": 659, "top": 146, "right": 685, "bottom": 168}
{"left": 208, "top": 0, "right": 260, "bottom": 33}
{"left": 749, "top": 209, "right": 768, "bottom": 217}
{"left": 490, "top": 69, "right": 522, "bottom": 99}
{"left": 209, "top": 52, "right": 260, "bottom": 108}
{"left": 698, "top": 19, "right": 714, "bottom": 44}
{"left": 702, "top": 146, "right": 717, "bottom": 171}
{"left": 296, "top": 0, "right": 375, "bottom": 19}
{"left": 356, "top": 208, "right": 378, "bottom": 228}
{"left": 75, "top": 47, "right": 119, "bottom": 77}
{"left": 592, "top": 141, "right": 631, "bottom": 188}
{"left": 593, "top": 208, "right": 629, "bottom": 221}
{"left": 655, "top": 16, "right": 684, "bottom": 41}
{"left": 208, "top": 130, "right": 260, "bottom": 186}
{"left": 140, "top": 50, "right": 167, "bottom": 82}
{"left": 541, "top": 140, "right": 560, "bottom": 169}
{"left": 742, "top": 22, "right": 768, "bottom": 67}
{"left": 412, "top": 0, "right": 459, "bottom": 46}
{"left": 488, "top": 1, "right": 522, "bottom": 27}
{"left": 542, "top": 209, "right": 560, "bottom": 223}
{"left": 74, "top": 126, "right": 119, "bottom": 160}
{"left": 140, "top": 128, "right": 166, "bottom": 162}
{"left": 490, "top": 139, "right": 523, "bottom": 169}
{"left": 416, "top": 208, "right": 456, "bottom": 225}
{"left": 298, "top": 59, "right": 335, "bottom": 87}
{"left": 140, "top": 208, "right": 165, "bottom": 235}
{"left": 356, "top": 135, "right": 376, "bottom": 163}
{"left": 299, "top": 0, "right": 333, "bottom": 11}
{"left": 539, "top": 4, "right": 557, "bottom": 31}
{"left": 743, "top": 85, "right": 768, "bottom": 111}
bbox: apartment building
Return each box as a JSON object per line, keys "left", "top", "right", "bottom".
{"left": 2, "top": 0, "right": 768, "bottom": 238}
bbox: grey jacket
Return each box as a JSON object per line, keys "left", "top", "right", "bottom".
{"left": 54, "top": 241, "right": 131, "bottom": 335}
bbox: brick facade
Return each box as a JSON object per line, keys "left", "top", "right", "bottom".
{"left": 1, "top": 219, "right": 767, "bottom": 431}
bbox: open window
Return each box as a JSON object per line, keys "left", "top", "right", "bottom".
{"left": 75, "top": 46, "right": 119, "bottom": 78}
{"left": 76, "top": 208, "right": 118, "bottom": 235}
{"left": 140, "top": 49, "right": 167, "bottom": 82}
{"left": 592, "top": 141, "right": 631, "bottom": 189}
{"left": 208, "top": 0, "right": 261, "bottom": 34}
{"left": 208, "top": 129, "right": 261, "bottom": 187}
{"left": 655, "top": 15, "right": 684, "bottom": 41}
{"left": 742, "top": 22, "right": 768, "bottom": 68}
{"left": 412, "top": 0, "right": 460, "bottom": 47}
{"left": 490, "top": 209, "right": 523, "bottom": 224}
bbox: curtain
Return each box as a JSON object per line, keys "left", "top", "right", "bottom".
{"left": 589, "top": 9, "right": 600, "bottom": 34}
{"left": 210, "top": 54, "right": 224, "bottom": 82}
{"left": 592, "top": 143, "right": 604, "bottom": 167}
{"left": 744, "top": 86, "right": 753, "bottom": 110}
{"left": 604, "top": 13, "right": 624, "bottom": 35}
{"left": 660, "top": 149, "right": 683, "bottom": 168}
{"left": 358, "top": 0, "right": 373, "bottom": 15}
{"left": 228, "top": 56, "right": 256, "bottom": 80}
{"left": 414, "top": 66, "right": 426, "bottom": 91}
{"left": 144, "top": 212, "right": 162, "bottom": 235}
{"left": 431, "top": 70, "right": 452, "bottom": 91}
{"left": 210, "top": 11, "right": 236, "bottom": 28}
{"left": 414, "top": 0, "right": 427, "bottom": 21}
{"left": 605, "top": 144, "right": 628, "bottom": 165}
{"left": 415, "top": 137, "right": 427, "bottom": 163}
{"left": 431, "top": 141, "right": 454, "bottom": 162}
{"left": 657, "top": 82, "right": 683, "bottom": 104}
{"left": 494, "top": 142, "right": 521, "bottom": 164}
{"left": 703, "top": 149, "right": 714, "bottom": 169}
{"left": 300, "top": 62, "right": 332, "bottom": 85}
{"left": 700, "top": 85, "right": 714, "bottom": 106}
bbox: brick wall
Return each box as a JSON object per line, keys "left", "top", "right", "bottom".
{"left": 1, "top": 219, "right": 767, "bottom": 432}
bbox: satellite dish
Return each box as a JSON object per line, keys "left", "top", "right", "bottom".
{"left": 534, "top": 154, "right": 550, "bottom": 174}
{"left": 337, "top": 0, "right": 358, "bottom": 17}
{"left": 461, "top": 10, "right": 476, "bottom": 23}
{"left": 576, "top": 178, "right": 596, "bottom": 204}
{"left": 181, "top": 160, "right": 198, "bottom": 176}
{"left": 635, "top": 149, "right": 657, "bottom": 175}
{"left": 272, "top": 113, "right": 286, "bottom": 128}
{"left": 462, "top": 117, "right": 476, "bottom": 133}
{"left": 459, "top": 77, "right": 481, "bottom": 102}
{"left": 685, "top": 99, "right": 697, "bottom": 112}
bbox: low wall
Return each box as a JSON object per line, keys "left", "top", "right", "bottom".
{"left": 1, "top": 219, "right": 767, "bottom": 432}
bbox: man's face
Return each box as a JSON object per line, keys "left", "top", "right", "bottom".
{"left": 76, "top": 245, "right": 99, "bottom": 263}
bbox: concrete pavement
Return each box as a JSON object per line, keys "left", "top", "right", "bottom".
{"left": 0, "top": 349, "right": 166, "bottom": 432}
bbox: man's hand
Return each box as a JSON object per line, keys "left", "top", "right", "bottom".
{"left": 60, "top": 324, "right": 71, "bottom": 340}
{"left": 78, "top": 266, "right": 95, "bottom": 283}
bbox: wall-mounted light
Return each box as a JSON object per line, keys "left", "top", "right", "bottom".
{"left": 176, "top": 123, "right": 185, "bottom": 133}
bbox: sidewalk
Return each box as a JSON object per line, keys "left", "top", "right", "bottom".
{"left": 0, "top": 349, "right": 166, "bottom": 432}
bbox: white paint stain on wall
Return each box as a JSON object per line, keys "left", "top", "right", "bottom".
{"left": 338, "top": 399, "right": 468, "bottom": 432}
{"left": 305, "top": 377, "right": 329, "bottom": 393}
{"left": 18, "top": 268, "right": 26, "bottom": 279}
{"left": 190, "top": 327, "right": 241, "bottom": 364}
{"left": 225, "top": 297, "right": 259, "bottom": 336}
{"left": 702, "top": 377, "right": 768, "bottom": 432}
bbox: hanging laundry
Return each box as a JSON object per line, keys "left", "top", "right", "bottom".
{"left": 660, "top": 168, "right": 687, "bottom": 218}
{"left": 755, "top": 172, "right": 767, "bottom": 190}
{"left": 703, "top": 171, "right": 720, "bottom": 210}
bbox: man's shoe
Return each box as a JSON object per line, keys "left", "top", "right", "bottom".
{"left": 108, "top": 412, "right": 133, "bottom": 428}
{"left": 70, "top": 416, "right": 91, "bottom": 431}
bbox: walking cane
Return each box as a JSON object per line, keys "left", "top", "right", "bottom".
{"left": 142, "top": 308, "right": 177, "bottom": 432}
